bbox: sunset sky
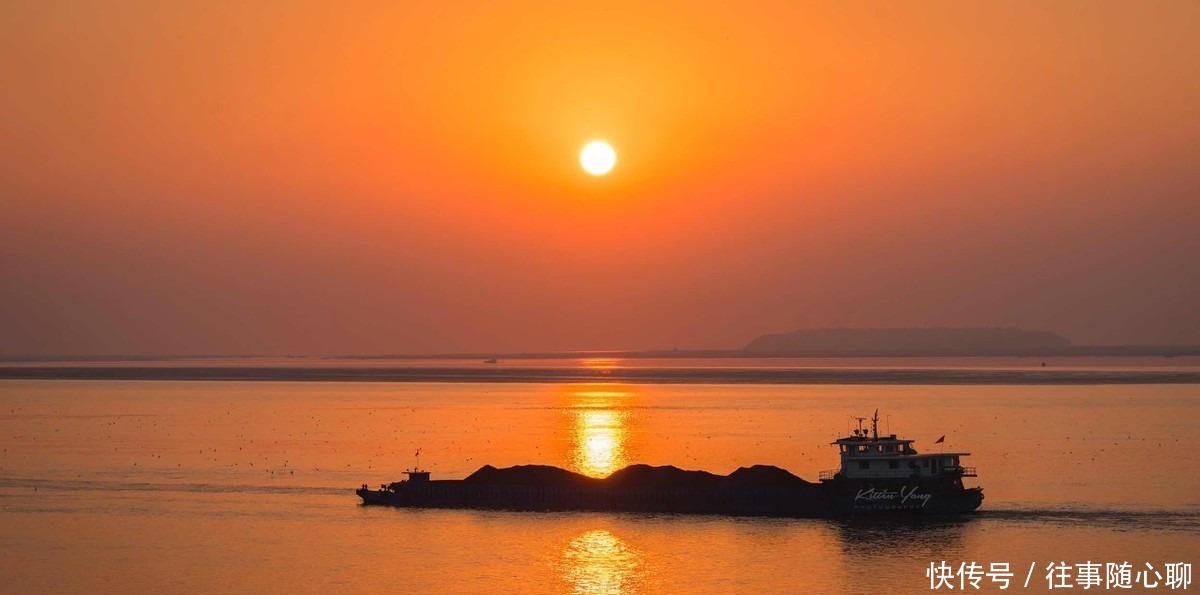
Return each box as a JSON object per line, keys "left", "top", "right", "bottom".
{"left": 1, "top": 1, "right": 1197, "bottom": 356}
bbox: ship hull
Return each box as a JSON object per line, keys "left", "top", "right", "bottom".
{"left": 356, "top": 478, "right": 982, "bottom": 518}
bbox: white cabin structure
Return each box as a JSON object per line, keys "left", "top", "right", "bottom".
{"left": 819, "top": 411, "right": 976, "bottom": 482}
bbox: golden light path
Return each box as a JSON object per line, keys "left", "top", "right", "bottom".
{"left": 568, "top": 387, "right": 633, "bottom": 478}
{"left": 561, "top": 529, "right": 645, "bottom": 595}
{"left": 577, "top": 410, "right": 623, "bottom": 477}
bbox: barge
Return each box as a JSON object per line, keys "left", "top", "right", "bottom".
{"left": 356, "top": 411, "right": 983, "bottom": 517}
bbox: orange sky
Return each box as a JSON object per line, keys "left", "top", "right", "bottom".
{"left": 1, "top": 1, "right": 1198, "bottom": 355}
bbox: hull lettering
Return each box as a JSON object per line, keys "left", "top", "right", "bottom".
{"left": 854, "top": 486, "right": 933, "bottom": 508}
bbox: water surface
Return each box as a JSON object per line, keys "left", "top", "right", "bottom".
{"left": 1, "top": 380, "right": 1196, "bottom": 593}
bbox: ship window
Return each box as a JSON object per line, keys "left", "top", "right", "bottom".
{"left": 889, "top": 461, "right": 899, "bottom": 469}
{"left": 857, "top": 445, "right": 869, "bottom": 454}
{"left": 885, "top": 445, "right": 895, "bottom": 452}
{"left": 858, "top": 461, "right": 870, "bottom": 470}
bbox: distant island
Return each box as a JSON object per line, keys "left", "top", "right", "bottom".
{"left": 744, "top": 326, "right": 1073, "bottom": 356}
{"left": 3, "top": 324, "right": 1200, "bottom": 384}
{"left": 4, "top": 327, "right": 1199, "bottom": 367}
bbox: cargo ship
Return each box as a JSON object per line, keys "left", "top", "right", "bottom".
{"left": 356, "top": 411, "right": 983, "bottom": 517}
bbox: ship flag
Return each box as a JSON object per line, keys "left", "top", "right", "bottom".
{"left": 935, "top": 435, "right": 945, "bottom": 444}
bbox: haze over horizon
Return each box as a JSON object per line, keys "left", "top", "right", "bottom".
{"left": 2, "top": 1, "right": 1198, "bottom": 357}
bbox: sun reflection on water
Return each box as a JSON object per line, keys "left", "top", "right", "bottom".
{"left": 576, "top": 409, "right": 625, "bottom": 477}
{"left": 580, "top": 358, "right": 621, "bottom": 370}
{"left": 561, "top": 529, "right": 645, "bottom": 595}
{"left": 567, "top": 387, "right": 633, "bottom": 478}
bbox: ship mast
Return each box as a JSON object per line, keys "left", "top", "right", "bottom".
{"left": 871, "top": 409, "right": 879, "bottom": 439}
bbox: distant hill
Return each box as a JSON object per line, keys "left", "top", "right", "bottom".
{"left": 744, "top": 327, "right": 1072, "bottom": 356}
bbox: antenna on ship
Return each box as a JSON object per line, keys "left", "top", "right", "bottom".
{"left": 854, "top": 416, "right": 867, "bottom": 437}
{"left": 415, "top": 447, "right": 421, "bottom": 472}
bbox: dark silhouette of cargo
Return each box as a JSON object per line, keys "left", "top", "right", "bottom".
{"left": 356, "top": 412, "right": 983, "bottom": 517}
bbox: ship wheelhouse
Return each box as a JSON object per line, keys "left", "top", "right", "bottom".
{"left": 819, "top": 411, "right": 976, "bottom": 482}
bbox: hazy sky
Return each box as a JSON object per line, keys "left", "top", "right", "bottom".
{"left": 1, "top": 1, "right": 1197, "bottom": 355}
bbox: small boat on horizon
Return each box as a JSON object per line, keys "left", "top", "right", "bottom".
{"left": 356, "top": 410, "right": 983, "bottom": 517}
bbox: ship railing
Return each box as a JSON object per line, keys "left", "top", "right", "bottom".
{"left": 818, "top": 469, "right": 840, "bottom": 481}
{"left": 959, "top": 466, "right": 977, "bottom": 477}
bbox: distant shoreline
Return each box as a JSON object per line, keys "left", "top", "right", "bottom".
{"left": 2, "top": 365, "right": 1198, "bottom": 385}
{"left": 2, "top": 344, "right": 1199, "bottom": 363}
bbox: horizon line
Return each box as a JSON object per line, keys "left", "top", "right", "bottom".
{"left": 3, "top": 343, "right": 1200, "bottom": 363}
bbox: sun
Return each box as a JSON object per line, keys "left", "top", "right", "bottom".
{"left": 580, "top": 141, "right": 616, "bottom": 176}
